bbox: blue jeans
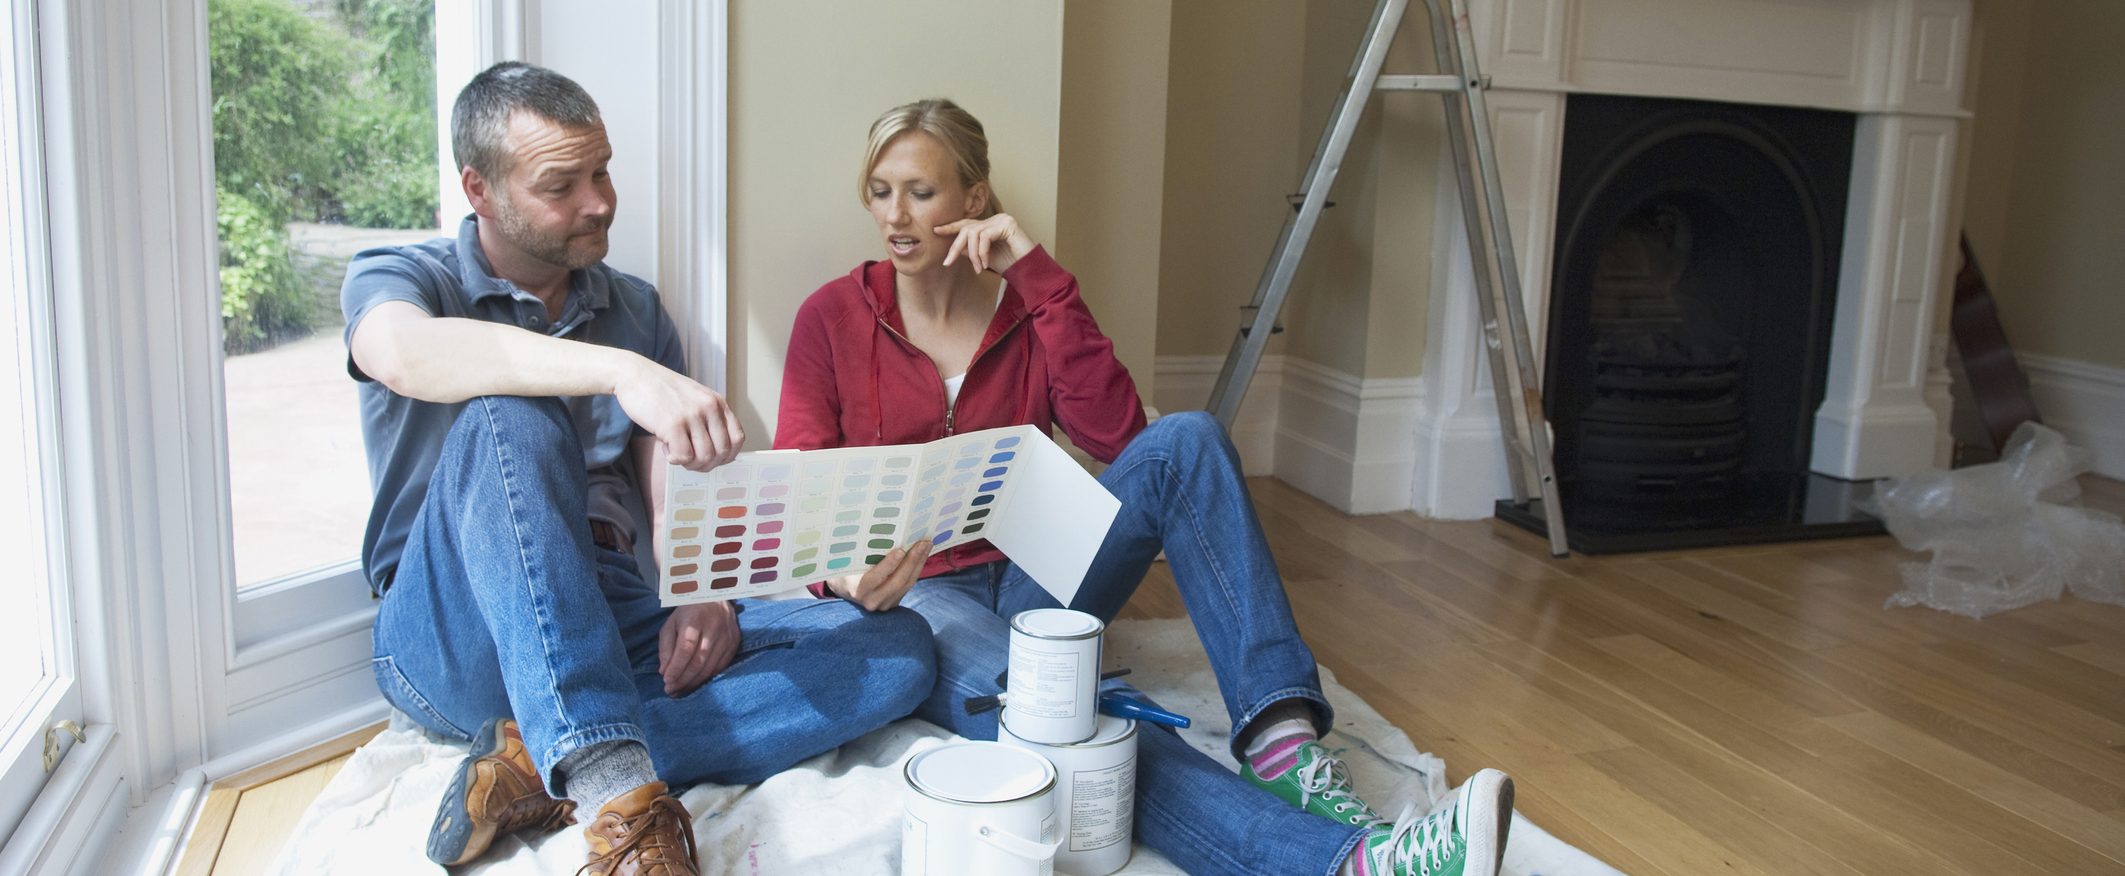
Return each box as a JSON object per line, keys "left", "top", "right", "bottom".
{"left": 371, "top": 396, "right": 937, "bottom": 791}
{"left": 900, "top": 412, "right": 1368, "bottom": 876}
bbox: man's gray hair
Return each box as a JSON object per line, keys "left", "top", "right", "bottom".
{"left": 451, "top": 62, "right": 603, "bottom": 180}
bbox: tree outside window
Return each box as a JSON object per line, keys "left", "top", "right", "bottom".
{"left": 209, "top": 0, "right": 441, "bottom": 587}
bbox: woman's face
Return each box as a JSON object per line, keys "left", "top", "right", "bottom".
{"left": 866, "top": 132, "right": 987, "bottom": 277}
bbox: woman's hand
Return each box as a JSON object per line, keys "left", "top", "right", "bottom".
{"left": 937, "top": 214, "right": 1035, "bottom": 275}
{"left": 827, "top": 540, "right": 935, "bottom": 612}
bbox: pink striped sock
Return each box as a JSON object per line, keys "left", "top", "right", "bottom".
{"left": 1345, "top": 839, "right": 1371, "bottom": 876}
{"left": 1247, "top": 732, "right": 1314, "bottom": 780}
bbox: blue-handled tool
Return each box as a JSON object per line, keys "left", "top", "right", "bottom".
{"left": 1098, "top": 693, "right": 1191, "bottom": 729}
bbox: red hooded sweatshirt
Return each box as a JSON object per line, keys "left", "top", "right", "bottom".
{"left": 775, "top": 245, "right": 1146, "bottom": 584}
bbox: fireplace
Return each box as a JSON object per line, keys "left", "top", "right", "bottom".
{"left": 1501, "top": 95, "right": 1884, "bottom": 551}
{"left": 1411, "top": 0, "right": 1970, "bottom": 544}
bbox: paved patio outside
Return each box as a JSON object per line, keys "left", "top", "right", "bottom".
{"left": 225, "top": 223, "right": 436, "bottom": 586}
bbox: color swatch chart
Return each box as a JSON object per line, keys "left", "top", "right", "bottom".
{"left": 659, "top": 424, "right": 1120, "bottom": 606}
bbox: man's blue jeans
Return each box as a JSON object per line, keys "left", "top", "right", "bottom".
{"left": 900, "top": 412, "right": 1369, "bottom": 876}
{"left": 371, "top": 396, "right": 937, "bottom": 791}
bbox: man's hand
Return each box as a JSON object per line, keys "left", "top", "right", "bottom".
{"left": 612, "top": 357, "right": 745, "bottom": 472}
{"left": 827, "top": 540, "right": 934, "bottom": 612}
{"left": 658, "top": 602, "right": 739, "bottom": 697}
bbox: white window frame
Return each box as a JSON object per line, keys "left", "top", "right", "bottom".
{"left": 0, "top": 0, "right": 727, "bottom": 870}
{"left": 0, "top": 0, "right": 84, "bottom": 851}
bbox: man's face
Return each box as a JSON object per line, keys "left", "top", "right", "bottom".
{"left": 484, "top": 112, "right": 616, "bottom": 271}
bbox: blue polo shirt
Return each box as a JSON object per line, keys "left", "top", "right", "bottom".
{"left": 341, "top": 215, "right": 685, "bottom": 592}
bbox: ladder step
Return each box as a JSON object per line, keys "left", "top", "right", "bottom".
{"left": 1375, "top": 74, "right": 1465, "bottom": 92}
{"left": 1287, "top": 193, "right": 1338, "bottom": 212}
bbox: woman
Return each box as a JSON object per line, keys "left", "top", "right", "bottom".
{"left": 776, "top": 98, "right": 1513, "bottom": 876}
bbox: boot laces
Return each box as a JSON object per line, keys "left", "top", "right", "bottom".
{"left": 576, "top": 797, "right": 698, "bottom": 876}
{"left": 498, "top": 790, "right": 575, "bottom": 834}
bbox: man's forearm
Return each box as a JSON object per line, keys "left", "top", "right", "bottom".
{"left": 364, "top": 314, "right": 641, "bottom": 404}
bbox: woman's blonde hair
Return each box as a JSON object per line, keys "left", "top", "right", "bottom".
{"left": 859, "top": 98, "right": 1002, "bottom": 218}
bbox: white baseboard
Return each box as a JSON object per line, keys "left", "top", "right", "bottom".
{"left": 1273, "top": 360, "right": 1422, "bottom": 514}
{"left": 2022, "top": 354, "right": 2125, "bottom": 480}
{"left": 1152, "top": 355, "right": 1282, "bottom": 475}
{"left": 1154, "top": 355, "right": 1422, "bottom": 514}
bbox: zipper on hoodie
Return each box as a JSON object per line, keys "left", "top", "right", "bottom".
{"left": 878, "top": 314, "right": 1025, "bottom": 440}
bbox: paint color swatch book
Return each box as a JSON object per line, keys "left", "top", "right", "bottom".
{"left": 658, "top": 424, "right": 1120, "bottom": 607}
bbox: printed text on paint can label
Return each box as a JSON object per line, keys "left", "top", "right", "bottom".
{"left": 1007, "top": 645, "right": 1084, "bottom": 718}
{"left": 1068, "top": 761, "right": 1135, "bottom": 852}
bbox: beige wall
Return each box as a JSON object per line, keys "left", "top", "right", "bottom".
{"left": 1056, "top": 1, "right": 1172, "bottom": 384}
{"left": 1963, "top": 0, "right": 2125, "bottom": 371}
{"left": 1155, "top": 0, "right": 1307, "bottom": 363}
{"left": 728, "top": 0, "right": 1064, "bottom": 446}
{"left": 1154, "top": 0, "right": 1443, "bottom": 381}
{"left": 1289, "top": 1, "right": 1442, "bottom": 380}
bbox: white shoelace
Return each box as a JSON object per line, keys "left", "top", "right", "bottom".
{"left": 1293, "top": 750, "right": 1379, "bottom": 822}
{"left": 1379, "top": 801, "right": 1461, "bottom": 875}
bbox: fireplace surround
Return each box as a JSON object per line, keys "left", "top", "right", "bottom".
{"left": 1410, "top": 0, "right": 1972, "bottom": 538}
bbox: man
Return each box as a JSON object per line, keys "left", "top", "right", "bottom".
{"left": 344, "top": 63, "right": 937, "bottom": 875}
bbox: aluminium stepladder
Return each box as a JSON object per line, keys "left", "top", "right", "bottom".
{"left": 1203, "top": 0, "right": 1569, "bottom": 556}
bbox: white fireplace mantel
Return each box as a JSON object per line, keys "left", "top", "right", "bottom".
{"left": 1409, "top": 0, "right": 1972, "bottom": 518}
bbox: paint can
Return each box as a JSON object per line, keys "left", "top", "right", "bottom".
{"left": 1005, "top": 608, "right": 1104, "bottom": 744}
{"left": 901, "top": 741, "right": 1060, "bottom": 876}
{"left": 999, "top": 714, "right": 1138, "bottom": 876}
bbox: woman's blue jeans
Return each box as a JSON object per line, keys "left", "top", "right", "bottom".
{"left": 371, "top": 396, "right": 937, "bottom": 792}
{"left": 900, "top": 412, "right": 1369, "bottom": 876}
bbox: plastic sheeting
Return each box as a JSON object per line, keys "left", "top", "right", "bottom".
{"left": 1867, "top": 423, "right": 2125, "bottom": 619}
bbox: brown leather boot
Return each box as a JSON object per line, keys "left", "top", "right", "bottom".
{"left": 426, "top": 717, "right": 577, "bottom": 866}
{"left": 579, "top": 781, "right": 700, "bottom": 876}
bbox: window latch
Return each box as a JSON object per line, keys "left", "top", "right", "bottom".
{"left": 42, "top": 720, "right": 84, "bottom": 773}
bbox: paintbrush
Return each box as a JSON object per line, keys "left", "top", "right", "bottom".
{"left": 961, "top": 667, "right": 1131, "bottom": 716}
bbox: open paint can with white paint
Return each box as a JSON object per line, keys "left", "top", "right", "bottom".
{"left": 902, "top": 741, "right": 1060, "bottom": 876}
{"left": 1005, "top": 608, "right": 1104, "bottom": 744}
{"left": 999, "top": 713, "right": 1138, "bottom": 876}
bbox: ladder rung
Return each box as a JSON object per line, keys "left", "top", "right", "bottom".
{"left": 1375, "top": 74, "right": 1464, "bottom": 92}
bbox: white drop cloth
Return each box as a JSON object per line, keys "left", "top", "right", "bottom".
{"left": 271, "top": 618, "right": 1621, "bottom": 875}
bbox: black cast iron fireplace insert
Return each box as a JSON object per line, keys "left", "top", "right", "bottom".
{"left": 1496, "top": 94, "right": 1885, "bottom": 553}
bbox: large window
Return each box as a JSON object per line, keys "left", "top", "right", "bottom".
{"left": 209, "top": 0, "right": 441, "bottom": 589}
{"left": 0, "top": 0, "right": 79, "bottom": 842}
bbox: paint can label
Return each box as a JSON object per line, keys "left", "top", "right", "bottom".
{"left": 1007, "top": 644, "right": 1087, "bottom": 718}
{"left": 1068, "top": 761, "right": 1134, "bottom": 852}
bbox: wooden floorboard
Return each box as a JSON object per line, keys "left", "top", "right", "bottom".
{"left": 1110, "top": 474, "right": 2125, "bottom": 875}
{"left": 205, "top": 474, "right": 2125, "bottom": 875}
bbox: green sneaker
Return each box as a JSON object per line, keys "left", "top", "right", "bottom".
{"left": 1357, "top": 768, "right": 1514, "bottom": 876}
{"left": 1243, "top": 739, "right": 1389, "bottom": 827}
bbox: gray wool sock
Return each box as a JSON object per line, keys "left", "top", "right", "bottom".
{"left": 554, "top": 740, "right": 659, "bottom": 817}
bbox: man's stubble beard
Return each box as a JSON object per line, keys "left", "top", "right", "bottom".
{"left": 494, "top": 191, "right": 610, "bottom": 271}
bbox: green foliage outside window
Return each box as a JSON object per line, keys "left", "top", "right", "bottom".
{"left": 209, "top": 0, "right": 351, "bottom": 225}
{"left": 215, "top": 185, "right": 310, "bottom": 352}
{"left": 210, "top": 0, "right": 438, "bottom": 352}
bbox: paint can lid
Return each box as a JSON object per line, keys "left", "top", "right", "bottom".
{"left": 905, "top": 741, "right": 1057, "bottom": 805}
{"left": 1010, "top": 608, "right": 1104, "bottom": 641}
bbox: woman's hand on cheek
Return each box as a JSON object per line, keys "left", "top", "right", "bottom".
{"left": 937, "top": 214, "right": 1034, "bottom": 275}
